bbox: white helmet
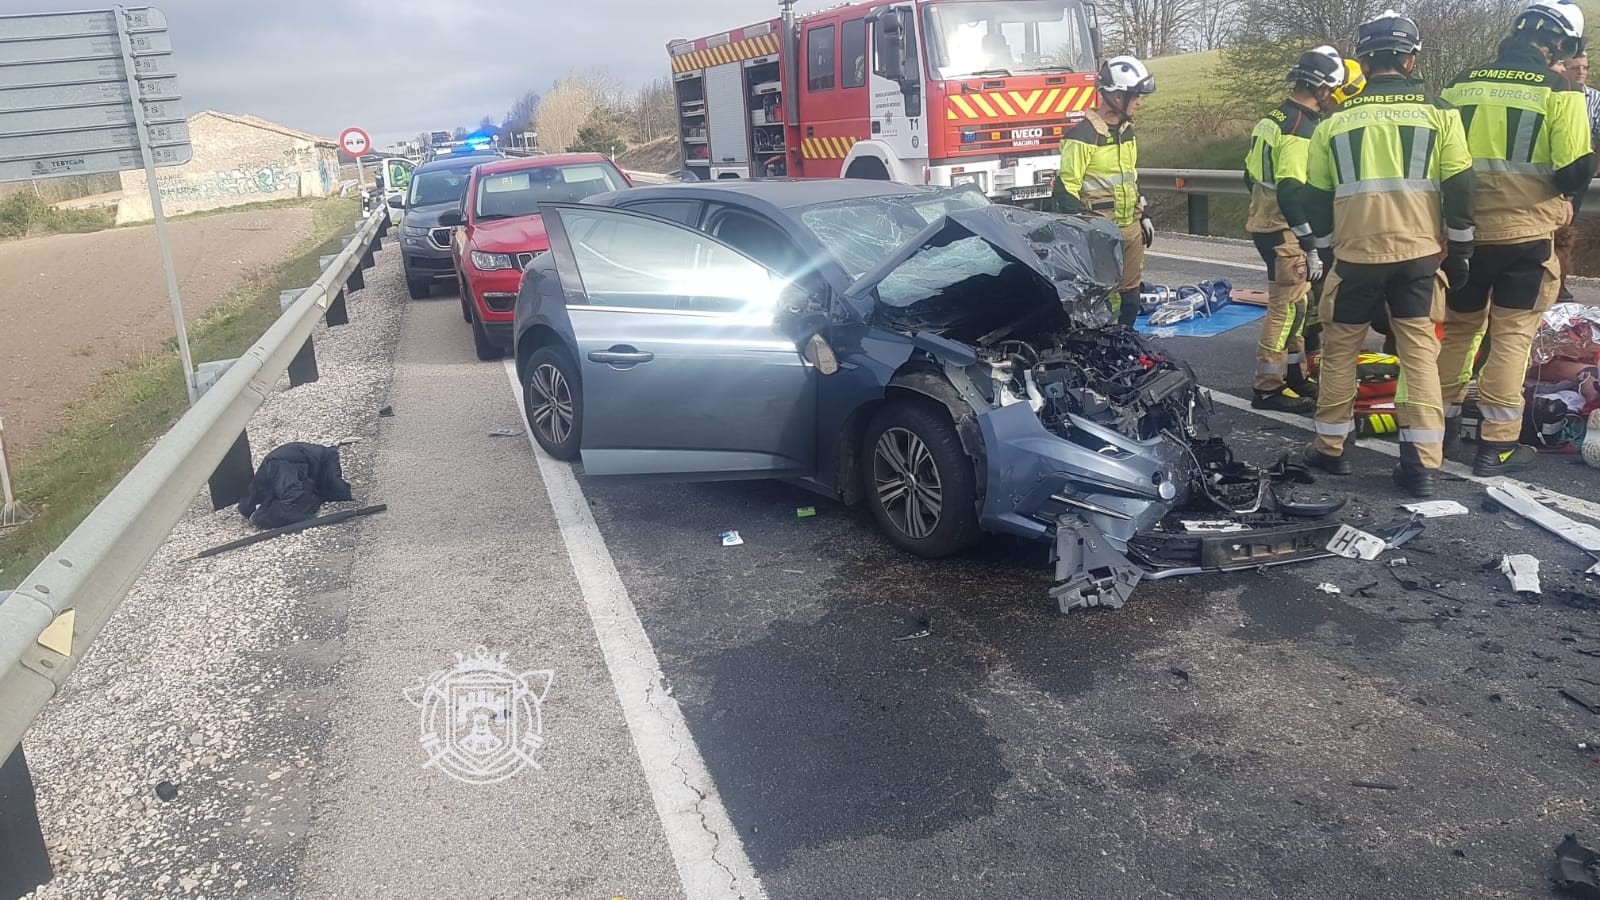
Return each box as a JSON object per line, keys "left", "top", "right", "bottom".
{"left": 1515, "top": 0, "right": 1586, "bottom": 42}
{"left": 1289, "top": 46, "right": 1347, "bottom": 88}
{"left": 1098, "top": 55, "right": 1156, "bottom": 94}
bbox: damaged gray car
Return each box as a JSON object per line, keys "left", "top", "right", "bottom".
{"left": 511, "top": 180, "right": 1365, "bottom": 611}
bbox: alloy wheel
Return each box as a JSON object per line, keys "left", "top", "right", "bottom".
{"left": 529, "top": 363, "right": 574, "bottom": 445}
{"left": 873, "top": 427, "right": 943, "bottom": 539}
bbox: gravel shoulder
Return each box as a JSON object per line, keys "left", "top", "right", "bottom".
{"left": 0, "top": 207, "right": 315, "bottom": 457}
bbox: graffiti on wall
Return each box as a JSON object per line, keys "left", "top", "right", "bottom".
{"left": 156, "top": 164, "right": 301, "bottom": 203}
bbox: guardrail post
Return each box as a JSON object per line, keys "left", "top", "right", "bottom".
{"left": 0, "top": 741, "right": 53, "bottom": 899}
{"left": 319, "top": 255, "right": 351, "bottom": 325}
{"left": 195, "top": 360, "right": 252, "bottom": 511}
{"left": 279, "top": 290, "right": 319, "bottom": 387}
{"left": 345, "top": 233, "right": 376, "bottom": 273}
{"left": 1187, "top": 194, "right": 1210, "bottom": 236}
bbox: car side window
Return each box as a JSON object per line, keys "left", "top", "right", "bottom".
{"left": 557, "top": 207, "right": 781, "bottom": 316}
{"left": 618, "top": 199, "right": 704, "bottom": 227}
{"left": 807, "top": 25, "right": 836, "bottom": 92}
{"left": 707, "top": 209, "right": 800, "bottom": 276}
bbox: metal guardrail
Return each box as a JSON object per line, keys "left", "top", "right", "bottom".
{"left": 1139, "top": 166, "right": 1600, "bottom": 234}
{"left": 0, "top": 206, "right": 390, "bottom": 761}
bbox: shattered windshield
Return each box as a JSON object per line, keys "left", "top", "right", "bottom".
{"left": 922, "top": 0, "right": 1095, "bottom": 78}
{"left": 798, "top": 189, "right": 991, "bottom": 280}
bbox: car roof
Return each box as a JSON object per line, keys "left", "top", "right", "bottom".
{"left": 414, "top": 154, "right": 501, "bottom": 173}
{"left": 475, "top": 153, "right": 616, "bottom": 176}
{"left": 597, "top": 178, "right": 959, "bottom": 211}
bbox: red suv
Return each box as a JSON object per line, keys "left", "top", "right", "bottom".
{"left": 442, "top": 154, "right": 633, "bottom": 359}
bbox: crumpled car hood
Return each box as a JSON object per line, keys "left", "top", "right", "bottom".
{"left": 841, "top": 206, "right": 1125, "bottom": 341}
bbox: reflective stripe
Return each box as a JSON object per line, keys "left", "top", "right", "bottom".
{"left": 1334, "top": 177, "right": 1439, "bottom": 198}
{"left": 1291, "top": 222, "right": 1313, "bottom": 238}
{"left": 1315, "top": 419, "right": 1353, "bottom": 436}
{"left": 1257, "top": 362, "right": 1289, "bottom": 375}
{"left": 1472, "top": 159, "right": 1553, "bottom": 175}
{"left": 1445, "top": 404, "right": 1462, "bottom": 418}
{"left": 1480, "top": 404, "right": 1523, "bottom": 421}
{"left": 1084, "top": 172, "right": 1135, "bottom": 190}
{"left": 1333, "top": 131, "right": 1358, "bottom": 184}
{"left": 1287, "top": 353, "right": 1303, "bottom": 364}
{"left": 1406, "top": 130, "right": 1430, "bottom": 180}
{"left": 1447, "top": 227, "right": 1475, "bottom": 242}
{"left": 1400, "top": 428, "right": 1444, "bottom": 443}
{"left": 1510, "top": 111, "right": 1537, "bottom": 165}
{"left": 1313, "top": 235, "right": 1332, "bottom": 249}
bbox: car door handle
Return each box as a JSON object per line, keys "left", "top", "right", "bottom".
{"left": 588, "top": 348, "right": 654, "bottom": 365}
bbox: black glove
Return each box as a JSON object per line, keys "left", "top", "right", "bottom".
{"left": 1442, "top": 241, "right": 1473, "bottom": 291}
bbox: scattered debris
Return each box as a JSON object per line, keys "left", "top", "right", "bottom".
{"left": 719, "top": 531, "right": 744, "bottom": 547}
{"left": 378, "top": 405, "right": 394, "bottom": 417}
{"left": 1505, "top": 519, "right": 1526, "bottom": 531}
{"left": 1180, "top": 519, "right": 1248, "bottom": 533}
{"left": 488, "top": 427, "right": 521, "bottom": 438}
{"left": 1561, "top": 688, "right": 1600, "bottom": 715}
{"left": 237, "top": 442, "right": 354, "bottom": 529}
{"left": 892, "top": 615, "right": 932, "bottom": 642}
{"left": 796, "top": 506, "right": 816, "bottom": 518}
{"left": 1402, "top": 500, "right": 1469, "bottom": 518}
{"left": 1328, "top": 524, "right": 1387, "bottom": 560}
{"left": 154, "top": 781, "right": 177, "bottom": 802}
{"left": 1353, "top": 581, "right": 1381, "bottom": 597}
{"left": 334, "top": 436, "right": 362, "bottom": 447}
{"left": 1317, "top": 582, "right": 1342, "bottom": 594}
{"left": 1501, "top": 554, "right": 1543, "bottom": 595}
{"left": 1578, "top": 648, "right": 1600, "bottom": 658}
{"left": 1553, "top": 833, "right": 1600, "bottom": 898}
{"left": 1389, "top": 557, "right": 1409, "bottom": 567}
{"left": 1169, "top": 666, "right": 1191, "bottom": 682}
{"left": 1350, "top": 780, "right": 1401, "bottom": 790}
{"left": 1487, "top": 484, "right": 1600, "bottom": 567}
{"left": 781, "top": 569, "right": 805, "bottom": 575}
{"left": 194, "top": 505, "right": 388, "bottom": 560}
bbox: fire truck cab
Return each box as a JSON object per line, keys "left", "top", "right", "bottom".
{"left": 667, "top": 0, "right": 1100, "bottom": 203}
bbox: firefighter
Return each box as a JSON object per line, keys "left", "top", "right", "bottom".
{"left": 1243, "top": 45, "right": 1351, "bottom": 413}
{"left": 1048, "top": 55, "right": 1157, "bottom": 325}
{"left": 1303, "top": 10, "right": 1476, "bottom": 498}
{"left": 1302, "top": 57, "right": 1369, "bottom": 378}
{"left": 1437, "top": 0, "right": 1595, "bottom": 474}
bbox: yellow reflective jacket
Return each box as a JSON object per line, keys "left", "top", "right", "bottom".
{"left": 1244, "top": 98, "right": 1324, "bottom": 242}
{"left": 1440, "top": 45, "right": 1596, "bottom": 243}
{"left": 1053, "top": 109, "right": 1139, "bottom": 226}
{"left": 1307, "top": 74, "right": 1476, "bottom": 265}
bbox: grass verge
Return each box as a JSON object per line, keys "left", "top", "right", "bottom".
{"left": 0, "top": 198, "right": 359, "bottom": 588}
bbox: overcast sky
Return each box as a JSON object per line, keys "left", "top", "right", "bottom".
{"left": 0, "top": 0, "right": 824, "bottom": 147}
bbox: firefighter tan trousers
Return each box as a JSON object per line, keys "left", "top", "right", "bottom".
{"left": 1313, "top": 259, "right": 1447, "bottom": 469}
{"left": 1111, "top": 220, "right": 1145, "bottom": 326}
{"left": 1438, "top": 238, "right": 1560, "bottom": 443}
{"left": 1252, "top": 231, "right": 1310, "bottom": 391}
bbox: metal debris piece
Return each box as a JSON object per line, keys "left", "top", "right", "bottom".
{"left": 1401, "top": 500, "right": 1470, "bottom": 518}
{"left": 1501, "top": 554, "right": 1543, "bottom": 595}
{"left": 1327, "top": 524, "right": 1386, "bottom": 560}
{"left": 1553, "top": 833, "right": 1600, "bottom": 898}
{"left": 193, "top": 504, "right": 388, "bottom": 560}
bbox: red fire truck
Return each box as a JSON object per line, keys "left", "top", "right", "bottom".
{"left": 666, "top": 0, "right": 1101, "bottom": 203}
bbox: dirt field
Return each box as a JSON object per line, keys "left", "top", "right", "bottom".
{"left": 0, "top": 206, "right": 313, "bottom": 459}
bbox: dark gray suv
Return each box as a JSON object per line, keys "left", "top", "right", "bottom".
{"left": 391, "top": 153, "right": 502, "bottom": 298}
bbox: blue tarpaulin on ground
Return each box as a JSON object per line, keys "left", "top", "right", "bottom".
{"left": 1136, "top": 302, "right": 1265, "bottom": 338}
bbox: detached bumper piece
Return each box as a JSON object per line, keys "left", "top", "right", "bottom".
{"left": 1051, "top": 517, "right": 1144, "bottom": 613}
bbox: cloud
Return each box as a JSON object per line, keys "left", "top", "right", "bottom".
{"left": 0, "top": 0, "right": 823, "bottom": 147}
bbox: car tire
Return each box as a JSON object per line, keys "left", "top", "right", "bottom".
{"left": 406, "top": 275, "right": 430, "bottom": 299}
{"left": 524, "top": 346, "right": 582, "bottom": 460}
{"left": 468, "top": 306, "right": 501, "bottom": 361}
{"left": 458, "top": 277, "right": 472, "bottom": 322}
{"left": 861, "top": 402, "right": 981, "bottom": 558}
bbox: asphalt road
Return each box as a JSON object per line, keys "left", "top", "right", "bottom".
{"left": 305, "top": 243, "right": 1600, "bottom": 899}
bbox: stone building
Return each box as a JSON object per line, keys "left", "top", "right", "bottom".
{"left": 116, "top": 111, "right": 341, "bottom": 224}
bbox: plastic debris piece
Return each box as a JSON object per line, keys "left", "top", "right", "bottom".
{"left": 892, "top": 615, "right": 932, "bottom": 642}
{"left": 1401, "top": 500, "right": 1470, "bottom": 518}
{"left": 1327, "top": 524, "right": 1386, "bottom": 560}
{"left": 1317, "top": 582, "right": 1342, "bottom": 594}
{"left": 488, "top": 428, "right": 520, "bottom": 437}
{"left": 796, "top": 506, "right": 816, "bottom": 518}
{"left": 1349, "top": 780, "right": 1400, "bottom": 790}
{"left": 1500, "top": 554, "right": 1542, "bottom": 594}
{"left": 378, "top": 405, "right": 394, "bottom": 417}
{"left": 1182, "top": 519, "right": 1248, "bottom": 533}
{"left": 1389, "top": 557, "right": 1409, "bottom": 567}
{"left": 1486, "top": 483, "right": 1600, "bottom": 555}
{"left": 1553, "top": 833, "right": 1600, "bottom": 898}
{"left": 1169, "top": 666, "right": 1190, "bottom": 682}
{"left": 720, "top": 531, "right": 744, "bottom": 547}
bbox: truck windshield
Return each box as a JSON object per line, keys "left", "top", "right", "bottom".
{"left": 922, "top": 0, "right": 1094, "bottom": 79}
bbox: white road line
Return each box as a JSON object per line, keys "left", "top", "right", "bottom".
{"left": 503, "top": 360, "right": 767, "bottom": 900}
{"left": 1147, "top": 250, "right": 1260, "bottom": 271}
{"left": 1208, "top": 388, "right": 1600, "bottom": 524}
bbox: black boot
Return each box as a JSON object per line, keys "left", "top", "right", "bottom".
{"left": 1253, "top": 386, "right": 1315, "bottom": 414}
{"left": 1393, "top": 463, "right": 1437, "bottom": 498}
{"left": 1473, "top": 442, "right": 1536, "bottom": 476}
{"left": 1302, "top": 442, "right": 1352, "bottom": 476}
{"left": 1442, "top": 414, "right": 1462, "bottom": 459}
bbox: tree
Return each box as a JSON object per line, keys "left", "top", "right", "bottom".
{"left": 1101, "top": 0, "right": 1204, "bottom": 57}
{"left": 452, "top": 126, "right": 468, "bottom": 140}
{"left": 628, "top": 78, "right": 676, "bottom": 144}
{"left": 535, "top": 76, "right": 601, "bottom": 152}
{"left": 570, "top": 122, "right": 627, "bottom": 157}
{"left": 1189, "top": 0, "right": 1244, "bottom": 51}
{"left": 502, "top": 89, "right": 542, "bottom": 132}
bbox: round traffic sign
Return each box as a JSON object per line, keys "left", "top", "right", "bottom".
{"left": 340, "top": 127, "right": 371, "bottom": 156}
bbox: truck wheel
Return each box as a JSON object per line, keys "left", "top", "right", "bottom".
{"left": 845, "top": 158, "right": 890, "bottom": 180}
{"left": 861, "top": 402, "right": 980, "bottom": 558}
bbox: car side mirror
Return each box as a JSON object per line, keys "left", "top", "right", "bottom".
{"left": 872, "top": 11, "right": 906, "bottom": 83}
{"left": 438, "top": 210, "right": 464, "bottom": 227}
{"left": 804, "top": 333, "right": 840, "bottom": 375}
{"left": 1090, "top": 26, "right": 1103, "bottom": 60}
{"left": 387, "top": 195, "right": 405, "bottom": 209}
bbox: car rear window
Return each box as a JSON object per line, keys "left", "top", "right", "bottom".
{"left": 475, "top": 163, "right": 628, "bottom": 219}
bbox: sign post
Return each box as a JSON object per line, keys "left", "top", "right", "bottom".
{"left": 0, "top": 5, "right": 195, "bottom": 400}
{"left": 340, "top": 126, "right": 370, "bottom": 205}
